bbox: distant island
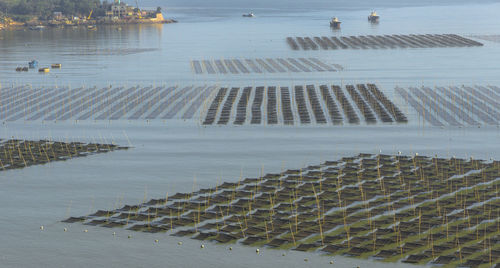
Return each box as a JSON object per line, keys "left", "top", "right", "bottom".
{"left": 0, "top": 0, "right": 177, "bottom": 29}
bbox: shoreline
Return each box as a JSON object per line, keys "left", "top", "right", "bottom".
{"left": 0, "top": 19, "right": 177, "bottom": 30}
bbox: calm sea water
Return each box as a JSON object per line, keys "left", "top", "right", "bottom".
{"left": 0, "top": 0, "right": 500, "bottom": 267}
{"left": 0, "top": 0, "right": 499, "bottom": 87}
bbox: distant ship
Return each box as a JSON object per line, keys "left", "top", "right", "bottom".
{"left": 330, "top": 17, "right": 341, "bottom": 29}
{"left": 242, "top": 12, "right": 255, "bottom": 17}
{"left": 368, "top": 11, "right": 379, "bottom": 23}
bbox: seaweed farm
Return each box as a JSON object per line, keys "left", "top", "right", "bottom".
{"left": 0, "top": 85, "right": 217, "bottom": 121}
{"left": 67, "top": 153, "right": 500, "bottom": 267}
{"left": 0, "top": 139, "right": 127, "bottom": 171}
{"left": 202, "top": 84, "right": 407, "bottom": 126}
{"left": 286, "top": 34, "right": 483, "bottom": 50}
{"left": 0, "top": 84, "right": 407, "bottom": 125}
{"left": 3, "top": 1, "right": 500, "bottom": 267}
{"left": 396, "top": 85, "right": 500, "bottom": 127}
{"left": 190, "top": 58, "right": 342, "bottom": 74}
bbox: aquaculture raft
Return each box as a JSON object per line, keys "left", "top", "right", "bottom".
{"left": 287, "top": 34, "right": 483, "bottom": 50}
{"left": 0, "top": 85, "right": 217, "bottom": 122}
{"left": 0, "top": 139, "right": 127, "bottom": 171}
{"left": 70, "top": 153, "right": 500, "bottom": 267}
{"left": 191, "top": 58, "right": 342, "bottom": 75}
{"left": 397, "top": 85, "right": 500, "bottom": 127}
{"left": 201, "top": 84, "right": 407, "bottom": 126}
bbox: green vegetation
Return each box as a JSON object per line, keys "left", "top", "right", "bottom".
{"left": 0, "top": 0, "right": 105, "bottom": 20}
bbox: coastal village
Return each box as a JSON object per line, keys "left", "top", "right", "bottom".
{"left": 0, "top": 0, "right": 176, "bottom": 30}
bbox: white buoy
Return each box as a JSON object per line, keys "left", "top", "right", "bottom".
{"left": 155, "top": 239, "right": 159, "bottom": 243}
{"left": 282, "top": 253, "right": 286, "bottom": 256}
{"left": 178, "top": 241, "right": 182, "bottom": 245}
{"left": 256, "top": 248, "right": 260, "bottom": 254}
{"left": 330, "top": 260, "right": 334, "bottom": 264}
{"left": 128, "top": 235, "right": 132, "bottom": 239}
{"left": 63, "top": 228, "right": 67, "bottom": 232}
{"left": 112, "top": 232, "right": 116, "bottom": 236}
{"left": 304, "top": 258, "right": 308, "bottom": 262}
{"left": 200, "top": 244, "right": 205, "bottom": 248}
{"left": 229, "top": 247, "right": 233, "bottom": 251}
{"left": 40, "top": 226, "right": 44, "bottom": 230}
{"left": 84, "top": 229, "right": 88, "bottom": 233}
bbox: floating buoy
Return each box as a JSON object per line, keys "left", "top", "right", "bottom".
{"left": 282, "top": 253, "right": 286, "bottom": 256}
{"left": 112, "top": 232, "right": 116, "bottom": 236}
{"left": 63, "top": 228, "right": 67, "bottom": 232}
{"left": 200, "top": 244, "right": 205, "bottom": 248}
{"left": 256, "top": 248, "right": 260, "bottom": 254}
{"left": 330, "top": 260, "right": 334, "bottom": 264}
{"left": 40, "top": 226, "right": 44, "bottom": 230}
{"left": 155, "top": 239, "right": 159, "bottom": 243}
{"left": 178, "top": 241, "right": 182, "bottom": 245}
{"left": 304, "top": 258, "right": 308, "bottom": 262}
{"left": 128, "top": 235, "right": 132, "bottom": 239}
{"left": 229, "top": 247, "right": 232, "bottom": 251}
{"left": 84, "top": 229, "right": 88, "bottom": 233}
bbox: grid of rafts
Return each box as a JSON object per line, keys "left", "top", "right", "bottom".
{"left": 202, "top": 84, "right": 407, "bottom": 126}
{"left": 68, "top": 153, "right": 500, "bottom": 267}
{"left": 191, "top": 58, "right": 342, "bottom": 74}
{"left": 397, "top": 85, "right": 500, "bottom": 127}
{"left": 0, "top": 85, "right": 216, "bottom": 121}
{"left": 287, "top": 34, "right": 483, "bottom": 50}
{"left": 0, "top": 139, "right": 126, "bottom": 171}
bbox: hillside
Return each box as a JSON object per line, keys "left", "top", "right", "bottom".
{"left": 0, "top": 0, "right": 102, "bottom": 19}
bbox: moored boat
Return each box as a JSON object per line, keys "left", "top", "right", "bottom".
{"left": 28, "top": 60, "right": 38, "bottom": 69}
{"left": 29, "top": 25, "right": 45, "bottom": 31}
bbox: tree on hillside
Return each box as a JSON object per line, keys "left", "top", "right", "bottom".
{"left": 3, "top": 0, "right": 103, "bottom": 18}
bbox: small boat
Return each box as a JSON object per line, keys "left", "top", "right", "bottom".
{"left": 330, "top": 17, "right": 341, "bottom": 29}
{"left": 39, "top": 67, "right": 50, "bottom": 73}
{"left": 51, "top": 63, "right": 62, "bottom": 68}
{"left": 368, "top": 11, "right": 379, "bottom": 23}
{"left": 242, "top": 12, "right": 255, "bottom": 17}
{"left": 28, "top": 60, "right": 38, "bottom": 69}
{"left": 29, "top": 25, "right": 45, "bottom": 31}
